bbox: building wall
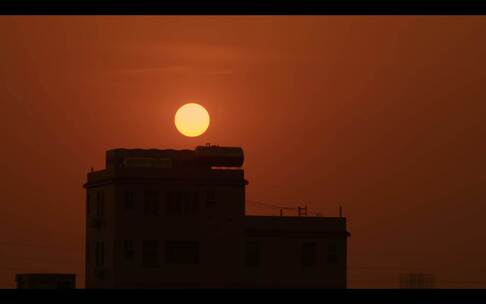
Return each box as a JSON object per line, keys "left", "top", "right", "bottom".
{"left": 111, "top": 180, "right": 246, "bottom": 288}
{"left": 242, "top": 216, "right": 348, "bottom": 288}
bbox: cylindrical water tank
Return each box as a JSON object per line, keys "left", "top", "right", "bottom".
{"left": 195, "top": 145, "right": 244, "bottom": 167}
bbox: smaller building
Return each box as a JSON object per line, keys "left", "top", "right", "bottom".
{"left": 16, "top": 273, "right": 76, "bottom": 289}
{"left": 399, "top": 272, "right": 435, "bottom": 289}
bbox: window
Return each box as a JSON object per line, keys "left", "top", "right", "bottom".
{"left": 144, "top": 190, "right": 159, "bottom": 216}
{"left": 166, "top": 191, "right": 182, "bottom": 215}
{"left": 245, "top": 241, "right": 261, "bottom": 268}
{"left": 57, "top": 281, "right": 74, "bottom": 289}
{"left": 86, "top": 242, "right": 90, "bottom": 265}
{"left": 86, "top": 193, "right": 90, "bottom": 216}
{"left": 96, "top": 192, "right": 105, "bottom": 217}
{"left": 206, "top": 189, "right": 216, "bottom": 207}
{"left": 329, "top": 243, "right": 337, "bottom": 252}
{"left": 328, "top": 243, "right": 338, "bottom": 264}
{"left": 123, "top": 240, "right": 135, "bottom": 261}
{"left": 166, "top": 241, "right": 199, "bottom": 264}
{"left": 166, "top": 191, "right": 175, "bottom": 215}
{"left": 95, "top": 240, "right": 104, "bottom": 267}
{"left": 183, "top": 191, "right": 199, "bottom": 215}
{"left": 125, "top": 191, "right": 134, "bottom": 210}
{"left": 166, "top": 191, "right": 199, "bottom": 215}
{"left": 17, "top": 278, "right": 25, "bottom": 289}
{"left": 142, "top": 240, "right": 159, "bottom": 267}
{"left": 328, "top": 254, "right": 338, "bottom": 264}
{"left": 301, "top": 242, "right": 317, "bottom": 268}
{"left": 166, "top": 191, "right": 199, "bottom": 216}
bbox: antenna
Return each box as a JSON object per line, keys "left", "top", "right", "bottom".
{"left": 297, "top": 206, "right": 308, "bottom": 217}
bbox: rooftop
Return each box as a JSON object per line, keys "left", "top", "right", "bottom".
{"left": 85, "top": 146, "right": 246, "bottom": 188}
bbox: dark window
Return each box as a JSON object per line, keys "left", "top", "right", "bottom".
{"left": 183, "top": 191, "right": 199, "bottom": 215}
{"left": 192, "top": 194, "right": 199, "bottom": 214}
{"left": 206, "top": 189, "right": 216, "bottom": 207}
{"left": 95, "top": 242, "right": 98, "bottom": 265}
{"left": 301, "top": 242, "right": 317, "bottom": 268}
{"left": 245, "top": 241, "right": 261, "bottom": 268}
{"left": 166, "top": 241, "right": 199, "bottom": 264}
{"left": 125, "top": 191, "right": 134, "bottom": 210}
{"left": 166, "top": 191, "right": 199, "bottom": 216}
{"left": 166, "top": 191, "right": 182, "bottom": 215}
{"left": 100, "top": 241, "right": 104, "bottom": 266}
{"left": 328, "top": 243, "right": 338, "bottom": 264}
{"left": 328, "top": 254, "right": 338, "bottom": 264}
{"left": 86, "top": 193, "right": 90, "bottom": 216}
{"left": 95, "top": 240, "right": 104, "bottom": 266}
{"left": 17, "top": 278, "right": 25, "bottom": 289}
{"left": 123, "top": 240, "right": 135, "bottom": 261}
{"left": 96, "top": 192, "right": 105, "bottom": 217}
{"left": 166, "top": 191, "right": 174, "bottom": 214}
{"left": 176, "top": 191, "right": 182, "bottom": 212}
{"left": 144, "top": 190, "right": 159, "bottom": 216}
{"left": 329, "top": 243, "right": 337, "bottom": 252}
{"left": 142, "top": 240, "right": 159, "bottom": 267}
{"left": 86, "top": 242, "right": 90, "bottom": 265}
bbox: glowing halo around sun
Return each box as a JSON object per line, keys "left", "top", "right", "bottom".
{"left": 174, "top": 103, "right": 210, "bottom": 137}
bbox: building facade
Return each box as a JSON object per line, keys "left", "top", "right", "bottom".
{"left": 84, "top": 146, "right": 350, "bottom": 288}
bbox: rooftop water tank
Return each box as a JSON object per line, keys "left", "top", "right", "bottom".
{"left": 195, "top": 145, "right": 244, "bottom": 167}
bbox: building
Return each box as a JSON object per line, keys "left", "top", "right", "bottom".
{"left": 83, "top": 145, "right": 350, "bottom": 288}
{"left": 399, "top": 273, "right": 436, "bottom": 289}
{"left": 16, "top": 273, "right": 76, "bottom": 289}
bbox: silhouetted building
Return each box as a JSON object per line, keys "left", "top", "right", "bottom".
{"left": 399, "top": 272, "right": 436, "bottom": 288}
{"left": 16, "top": 273, "right": 75, "bottom": 289}
{"left": 83, "top": 145, "right": 350, "bottom": 288}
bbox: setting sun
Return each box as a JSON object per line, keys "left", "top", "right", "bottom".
{"left": 174, "top": 103, "right": 210, "bottom": 137}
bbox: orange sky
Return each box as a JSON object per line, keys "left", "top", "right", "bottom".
{"left": 0, "top": 16, "right": 485, "bottom": 288}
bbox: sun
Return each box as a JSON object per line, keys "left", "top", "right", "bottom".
{"left": 174, "top": 103, "right": 210, "bottom": 137}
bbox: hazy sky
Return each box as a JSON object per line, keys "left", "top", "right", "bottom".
{"left": 0, "top": 16, "right": 485, "bottom": 288}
